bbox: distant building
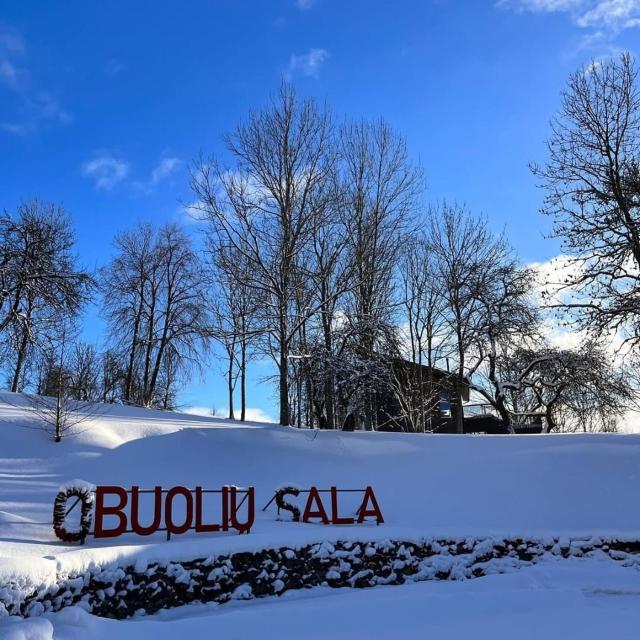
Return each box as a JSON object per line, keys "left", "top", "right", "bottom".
{"left": 375, "top": 359, "right": 469, "bottom": 433}
{"left": 374, "top": 359, "right": 542, "bottom": 434}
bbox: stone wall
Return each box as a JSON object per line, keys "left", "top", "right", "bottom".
{"left": 7, "top": 536, "right": 640, "bottom": 620}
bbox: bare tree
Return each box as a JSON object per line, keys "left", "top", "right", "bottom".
{"left": 27, "top": 323, "right": 99, "bottom": 442}
{"left": 205, "top": 239, "right": 259, "bottom": 421}
{"left": 67, "top": 342, "right": 101, "bottom": 401}
{"left": 338, "top": 119, "right": 422, "bottom": 429}
{"left": 101, "top": 223, "right": 211, "bottom": 407}
{"left": 396, "top": 235, "right": 450, "bottom": 432}
{"left": 0, "top": 200, "right": 92, "bottom": 391}
{"left": 496, "top": 340, "right": 633, "bottom": 432}
{"left": 470, "top": 261, "right": 541, "bottom": 430}
{"left": 192, "top": 83, "right": 335, "bottom": 425}
{"left": 100, "top": 349, "right": 124, "bottom": 403}
{"left": 533, "top": 53, "right": 640, "bottom": 349}
{"left": 426, "top": 202, "right": 513, "bottom": 433}
{"left": 283, "top": 179, "right": 361, "bottom": 430}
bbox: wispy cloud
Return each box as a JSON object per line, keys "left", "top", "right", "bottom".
{"left": 0, "top": 26, "right": 70, "bottom": 134}
{"left": 133, "top": 156, "right": 183, "bottom": 194}
{"left": 0, "top": 58, "right": 17, "bottom": 83}
{"left": 576, "top": 0, "right": 640, "bottom": 28}
{"left": 82, "top": 154, "right": 130, "bottom": 190}
{"left": 500, "top": 0, "right": 582, "bottom": 11}
{"left": 285, "top": 48, "right": 330, "bottom": 79}
{"left": 296, "top": 0, "right": 316, "bottom": 9}
{"left": 105, "top": 58, "right": 127, "bottom": 76}
{"left": 150, "top": 157, "right": 181, "bottom": 186}
{"left": 0, "top": 29, "right": 25, "bottom": 53}
{"left": 0, "top": 26, "right": 25, "bottom": 90}
{"left": 84, "top": 154, "right": 182, "bottom": 193}
{"left": 528, "top": 252, "right": 640, "bottom": 432}
{"left": 498, "top": 0, "right": 640, "bottom": 50}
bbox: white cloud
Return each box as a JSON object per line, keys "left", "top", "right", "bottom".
{"left": 0, "top": 30, "right": 25, "bottom": 53}
{"left": 0, "top": 122, "right": 28, "bottom": 135}
{"left": 528, "top": 253, "right": 637, "bottom": 354}
{"left": 499, "top": 0, "right": 583, "bottom": 11}
{"left": 528, "top": 254, "right": 596, "bottom": 347}
{"left": 30, "top": 92, "right": 71, "bottom": 123}
{"left": 105, "top": 58, "right": 127, "bottom": 76}
{"left": 180, "top": 200, "right": 211, "bottom": 224}
{"left": 0, "top": 58, "right": 16, "bottom": 82}
{"left": 498, "top": 0, "right": 640, "bottom": 49}
{"left": 576, "top": 0, "right": 640, "bottom": 28}
{"left": 0, "top": 27, "right": 23, "bottom": 89}
{"left": 285, "top": 48, "right": 330, "bottom": 79}
{"left": 529, "top": 254, "right": 584, "bottom": 307}
{"left": 296, "top": 0, "right": 316, "bottom": 9}
{"left": 150, "top": 157, "right": 182, "bottom": 186}
{"left": 133, "top": 156, "right": 183, "bottom": 194}
{"left": 0, "top": 26, "right": 71, "bottom": 134}
{"left": 82, "top": 154, "right": 130, "bottom": 190}
{"left": 82, "top": 154, "right": 182, "bottom": 194}
{"left": 1, "top": 93, "right": 70, "bottom": 135}
{"left": 528, "top": 254, "right": 640, "bottom": 432}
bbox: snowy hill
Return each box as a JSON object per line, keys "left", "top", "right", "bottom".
{"left": 1, "top": 393, "right": 640, "bottom": 638}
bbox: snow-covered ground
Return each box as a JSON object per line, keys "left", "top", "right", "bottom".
{"left": 1, "top": 391, "right": 639, "bottom": 638}
{"left": 4, "top": 559, "right": 640, "bottom": 639}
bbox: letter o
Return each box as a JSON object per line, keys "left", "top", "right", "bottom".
{"left": 165, "top": 486, "right": 194, "bottom": 535}
{"left": 52, "top": 486, "right": 94, "bottom": 543}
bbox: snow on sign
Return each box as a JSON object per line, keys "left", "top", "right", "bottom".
{"left": 52, "top": 484, "right": 384, "bottom": 544}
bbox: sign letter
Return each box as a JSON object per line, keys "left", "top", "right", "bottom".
{"left": 94, "top": 486, "right": 128, "bottom": 538}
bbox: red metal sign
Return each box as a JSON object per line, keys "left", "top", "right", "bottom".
{"left": 52, "top": 484, "right": 384, "bottom": 544}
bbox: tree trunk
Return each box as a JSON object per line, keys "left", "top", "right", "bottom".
{"left": 147, "top": 305, "right": 171, "bottom": 407}
{"left": 55, "top": 358, "right": 63, "bottom": 443}
{"left": 296, "top": 371, "right": 302, "bottom": 428}
{"left": 487, "top": 345, "right": 515, "bottom": 434}
{"left": 125, "top": 291, "right": 144, "bottom": 403}
{"left": 322, "top": 316, "right": 335, "bottom": 429}
{"left": 545, "top": 405, "right": 556, "bottom": 433}
{"left": 142, "top": 290, "right": 157, "bottom": 405}
{"left": 240, "top": 341, "right": 246, "bottom": 422}
{"left": 11, "top": 325, "right": 30, "bottom": 392}
{"left": 227, "top": 348, "right": 235, "bottom": 420}
{"left": 454, "top": 383, "right": 464, "bottom": 434}
{"left": 279, "top": 345, "right": 290, "bottom": 426}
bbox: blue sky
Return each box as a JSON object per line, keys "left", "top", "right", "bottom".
{"left": 1, "top": 0, "right": 638, "bottom": 419}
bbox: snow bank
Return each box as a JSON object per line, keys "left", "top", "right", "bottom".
{"left": 0, "top": 616, "right": 53, "bottom": 640}
{"left": 1, "top": 535, "right": 639, "bottom": 620}
{"left": 0, "top": 393, "right": 640, "bottom": 625}
{"left": 38, "top": 559, "right": 640, "bottom": 640}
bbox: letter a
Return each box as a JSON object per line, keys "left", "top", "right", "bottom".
{"left": 356, "top": 486, "right": 384, "bottom": 524}
{"left": 302, "top": 487, "right": 330, "bottom": 524}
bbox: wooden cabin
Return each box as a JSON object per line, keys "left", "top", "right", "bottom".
{"left": 375, "top": 359, "right": 470, "bottom": 433}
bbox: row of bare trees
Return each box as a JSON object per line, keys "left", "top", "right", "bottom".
{"left": 100, "top": 224, "right": 211, "bottom": 409}
{"left": 394, "top": 53, "right": 640, "bottom": 434}
{"left": 0, "top": 208, "right": 213, "bottom": 420}
{"left": 0, "top": 202, "right": 92, "bottom": 393}
{"left": 191, "top": 85, "right": 422, "bottom": 429}
{"left": 192, "top": 76, "right": 637, "bottom": 434}
{"left": 1, "top": 52, "right": 638, "bottom": 436}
